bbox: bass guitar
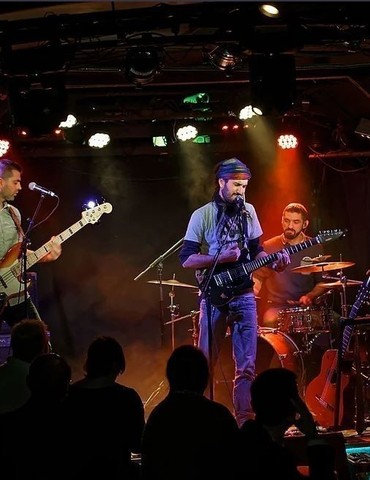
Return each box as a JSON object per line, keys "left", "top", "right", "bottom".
{"left": 305, "top": 274, "right": 370, "bottom": 428}
{"left": 0, "top": 202, "right": 113, "bottom": 313}
{"left": 200, "top": 229, "right": 345, "bottom": 307}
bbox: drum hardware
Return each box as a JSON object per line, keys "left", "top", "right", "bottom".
{"left": 277, "top": 305, "right": 332, "bottom": 335}
{"left": 164, "top": 310, "right": 200, "bottom": 347}
{"left": 317, "top": 279, "right": 363, "bottom": 288}
{"left": 291, "top": 261, "right": 355, "bottom": 274}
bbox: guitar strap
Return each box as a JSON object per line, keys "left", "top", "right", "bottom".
{"left": 7, "top": 205, "right": 25, "bottom": 239}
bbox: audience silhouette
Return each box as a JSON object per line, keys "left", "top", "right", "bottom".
{"left": 0, "top": 318, "right": 50, "bottom": 413}
{"left": 64, "top": 335, "right": 145, "bottom": 480}
{"left": 239, "top": 367, "right": 337, "bottom": 480}
{"left": 0, "top": 352, "right": 72, "bottom": 480}
{"left": 141, "top": 344, "right": 240, "bottom": 480}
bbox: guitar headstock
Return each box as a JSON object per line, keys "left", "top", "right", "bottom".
{"left": 316, "top": 229, "right": 346, "bottom": 244}
{"left": 82, "top": 203, "right": 113, "bottom": 223}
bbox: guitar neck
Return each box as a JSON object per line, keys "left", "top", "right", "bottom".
{"left": 341, "top": 275, "right": 370, "bottom": 358}
{"left": 239, "top": 237, "right": 320, "bottom": 276}
{"left": 17, "top": 217, "right": 89, "bottom": 273}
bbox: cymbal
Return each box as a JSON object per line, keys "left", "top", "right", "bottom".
{"left": 291, "top": 261, "right": 355, "bottom": 274}
{"left": 147, "top": 279, "right": 197, "bottom": 288}
{"left": 317, "top": 279, "right": 363, "bottom": 288}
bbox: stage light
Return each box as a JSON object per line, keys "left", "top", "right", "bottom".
{"left": 193, "top": 135, "right": 210, "bottom": 144}
{"left": 259, "top": 4, "right": 280, "bottom": 18}
{"left": 59, "top": 114, "right": 78, "bottom": 129}
{"left": 277, "top": 134, "right": 298, "bottom": 149}
{"left": 219, "top": 118, "right": 243, "bottom": 133}
{"left": 0, "top": 139, "right": 10, "bottom": 157}
{"left": 125, "top": 47, "right": 161, "bottom": 85}
{"left": 239, "top": 105, "right": 255, "bottom": 121}
{"left": 153, "top": 136, "right": 167, "bottom": 147}
{"left": 208, "top": 45, "right": 241, "bottom": 72}
{"left": 87, "top": 132, "right": 110, "bottom": 149}
{"left": 176, "top": 125, "right": 198, "bottom": 142}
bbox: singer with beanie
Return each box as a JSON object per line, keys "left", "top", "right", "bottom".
{"left": 179, "top": 157, "right": 290, "bottom": 426}
{"left": 0, "top": 159, "right": 61, "bottom": 329}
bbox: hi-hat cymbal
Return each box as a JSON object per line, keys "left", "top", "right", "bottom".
{"left": 147, "top": 279, "right": 197, "bottom": 288}
{"left": 317, "top": 279, "right": 363, "bottom": 288}
{"left": 291, "top": 261, "right": 355, "bottom": 274}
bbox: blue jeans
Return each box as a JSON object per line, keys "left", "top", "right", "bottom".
{"left": 198, "top": 293, "right": 257, "bottom": 427}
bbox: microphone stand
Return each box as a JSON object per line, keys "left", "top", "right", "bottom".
{"left": 134, "top": 237, "right": 184, "bottom": 347}
{"left": 20, "top": 193, "right": 46, "bottom": 318}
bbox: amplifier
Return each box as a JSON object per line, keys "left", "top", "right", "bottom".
{"left": 0, "top": 333, "right": 11, "bottom": 364}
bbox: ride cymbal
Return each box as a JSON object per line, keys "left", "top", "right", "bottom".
{"left": 147, "top": 279, "right": 197, "bottom": 288}
{"left": 291, "top": 261, "right": 355, "bottom": 274}
{"left": 317, "top": 279, "right": 363, "bottom": 288}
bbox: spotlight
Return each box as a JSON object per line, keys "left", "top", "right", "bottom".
{"left": 0, "top": 138, "right": 10, "bottom": 157}
{"left": 176, "top": 124, "right": 198, "bottom": 142}
{"left": 277, "top": 134, "right": 298, "bottom": 149}
{"left": 59, "top": 114, "right": 78, "bottom": 129}
{"left": 125, "top": 48, "right": 161, "bottom": 85}
{"left": 208, "top": 45, "right": 241, "bottom": 72}
{"left": 87, "top": 132, "right": 111, "bottom": 149}
{"left": 239, "top": 105, "right": 255, "bottom": 121}
{"left": 259, "top": 4, "right": 280, "bottom": 18}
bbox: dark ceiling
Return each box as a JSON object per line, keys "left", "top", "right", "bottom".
{"left": 2, "top": 1, "right": 370, "bottom": 158}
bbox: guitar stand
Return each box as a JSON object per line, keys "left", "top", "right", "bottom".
{"left": 333, "top": 316, "right": 370, "bottom": 433}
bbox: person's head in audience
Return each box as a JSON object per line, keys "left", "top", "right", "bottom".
{"left": 11, "top": 318, "right": 50, "bottom": 363}
{"left": 84, "top": 335, "right": 126, "bottom": 379}
{"left": 27, "top": 352, "right": 71, "bottom": 403}
{"left": 251, "top": 367, "right": 299, "bottom": 428}
{"left": 166, "top": 345, "right": 209, "bottom": 394}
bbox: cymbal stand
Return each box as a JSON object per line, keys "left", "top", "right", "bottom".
{"left": 190, "top": 310, "right": 199, "bottom": 347}
{"left": 168, "top": 274, "right": 179, "bottom": 352}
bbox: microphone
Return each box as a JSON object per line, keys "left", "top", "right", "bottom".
{"left": 235, "top": 195, "right": 250, "bottom": 218}
{"left": 28, "top": 182, "right": 58, "bottom": 197}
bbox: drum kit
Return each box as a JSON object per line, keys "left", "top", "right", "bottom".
{"left": 144, "top": 258, "right": 368, "bottom": 424}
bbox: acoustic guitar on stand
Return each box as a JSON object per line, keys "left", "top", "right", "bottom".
{"left": 305, "top": 274, "right": 370, "bottom": 428}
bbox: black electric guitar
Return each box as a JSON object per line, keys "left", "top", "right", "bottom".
{"left": 199, "top": 229, "right": 345, "bottom": 307}
{"left": 305, "top": 274, "right": 370, "bottom": 428}
{"left": 0, "top": 202, "right": 113, "bottom": 314}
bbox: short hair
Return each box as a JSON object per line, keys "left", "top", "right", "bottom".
{"left": 0, "top": 159, "right": 22, "bottom": 179}
{"left": 251, "top": 368, "right": 298, "bottom": 426}
{"left": 84, "top": 336, "right": 126, "bottom": 378}
{"left": 11, "top": 319, "right": 50, "bottom": 362}
{"left": 166, "top": 345, "right": 209, "bottom": 394}
{"left": 283, "top": 203, "right": 309, "bottom": 222}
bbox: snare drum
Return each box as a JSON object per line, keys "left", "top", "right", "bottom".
{"left": 277, "top": 306, "right": 332, "bottom": 334}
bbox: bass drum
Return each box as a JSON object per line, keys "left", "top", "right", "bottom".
{"left": 214, "top": 328, "right": 305, "bottom": 412}
{"left": 256, "top": 328, "right": 305, "bottom": 394}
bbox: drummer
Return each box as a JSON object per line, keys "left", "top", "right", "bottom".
{"left": 253, "top": 203, "right": 329, "bottom": 329}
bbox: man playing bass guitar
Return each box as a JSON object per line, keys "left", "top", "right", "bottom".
{"left": 0, "top": 159, "right": 61, "bottom": 328}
